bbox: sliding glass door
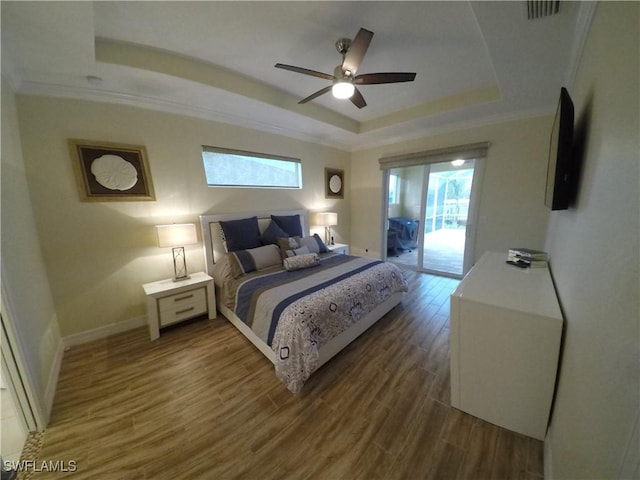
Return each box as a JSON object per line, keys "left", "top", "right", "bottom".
{"left": 383, "top": 157, "right": 483, "bottom": 278}
{"left": 421, "top": 160, "right": 476, "bottom": 276}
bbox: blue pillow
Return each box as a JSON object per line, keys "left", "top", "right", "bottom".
{"left": 271, "top": 214, "right": 303, "bottom": 237}
{"left": 219, "top": 216, "right": 261, "bottom": 252}
{"left": 260, "top": 220, "right": 290, "bottom": 245}
{"left": 312, "top": 233, "right": 329, "bottom": 253}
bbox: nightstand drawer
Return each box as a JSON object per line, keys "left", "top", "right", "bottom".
{"left": 158, "top": 287, "right": 206, "bottom": 311}
{"left": 158, "top": 287, "right": 207, "bottom": 326}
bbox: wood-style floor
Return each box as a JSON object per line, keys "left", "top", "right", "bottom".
{"left": 33, "top": 271, "right": 543, "bottom": 479}
{"left": 389, "top": 229, "right": 465, "bottom": 277}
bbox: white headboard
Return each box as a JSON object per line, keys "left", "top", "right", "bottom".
{"left": 199, "top": 209, "right": 309, "bottom": 275}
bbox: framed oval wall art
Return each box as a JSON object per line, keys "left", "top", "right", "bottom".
{"left": 325, "top": 167, "right": 344, "bottom": 199}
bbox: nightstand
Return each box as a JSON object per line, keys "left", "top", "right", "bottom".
{"left": 142, "top": 272, "right": 216, "bottom": 340}
{"left": 328, "top": 243, "right": 349, "bottom": 255}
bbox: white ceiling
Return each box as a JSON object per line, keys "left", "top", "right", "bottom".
{"left": 1, "top": 1, "right": 589, "bottom": 151}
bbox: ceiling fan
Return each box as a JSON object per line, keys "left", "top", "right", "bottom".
{"left": 275, "top": 28, "right": 416, "bottom": 109}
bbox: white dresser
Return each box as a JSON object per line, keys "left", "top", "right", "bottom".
{"left": 450, "top": 251, "right": 563, "bottom": 440}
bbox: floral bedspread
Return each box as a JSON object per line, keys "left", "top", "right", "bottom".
{"left": 232, "top": 254, "right": 408, "bottom": 393}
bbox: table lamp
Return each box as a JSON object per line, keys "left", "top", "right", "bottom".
{"left": 156, "top": 223, "right": 198, "bottom": 281}
{"left": 315, "top": 212, "right": 338, "bottom": 245}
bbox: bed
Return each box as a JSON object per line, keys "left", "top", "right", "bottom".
{"left": 200, "top": 210, "right": 408, "bottom": 393}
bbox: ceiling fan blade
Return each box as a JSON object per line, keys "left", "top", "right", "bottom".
{"left": 342, "top": 28, "right": 373, "bottom": 75}
{"left": 299, "top": 85, "right": 333, "bottom": 104}
{"left": 350, "top": 87, "right": 367, "bottom": 109}
{"left": 355, "top": 72, "right": 417, "bottom": 85}
{"left": 275, "top": 63, "right": 334, "bottom": 81}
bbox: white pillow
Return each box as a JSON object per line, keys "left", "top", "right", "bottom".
{"left": 228, "top": 244, "right": 282, "bottom": 278}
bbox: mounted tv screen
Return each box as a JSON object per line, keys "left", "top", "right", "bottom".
{"left": 545, "top": 87, "right": 574, "bottom": 210}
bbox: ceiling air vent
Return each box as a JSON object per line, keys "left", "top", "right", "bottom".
{"left": 527, "top": 0, "right": 560, "bottom": 19}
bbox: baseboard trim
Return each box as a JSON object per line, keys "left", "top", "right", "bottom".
{"left": 63, "top": 315, "right": 146, "bottom": 348}
{"left": 544, "top": 435, "right": 554, "bottom": 479}
{"left": 40, "top": 316, "right": 145, "bottom": 424}
{"left": 43, "top": 339, "right": 64, "bottom": 422}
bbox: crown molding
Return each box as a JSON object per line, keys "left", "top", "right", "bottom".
{"left": 350, "top": 104, "right": 555, "bottom": 152}
{"left": 16, "top": 80, "right": 355, "bottom": 151}
{"left": 15, "top": 79, "right": 556, "bottom": 154}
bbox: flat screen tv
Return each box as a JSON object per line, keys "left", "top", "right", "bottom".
{"left": 545, "top": 87, "right": 574, "bottom": 210}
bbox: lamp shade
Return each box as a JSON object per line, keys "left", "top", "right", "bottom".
{"left": 156, "top": 223, "right": 197, "bottom": 247}
{"left": 315, "top": 212, "right": 338, "bottom": 227}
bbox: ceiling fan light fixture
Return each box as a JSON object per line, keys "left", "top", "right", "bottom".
{"left": 332, "top": 81, "right": 355, "bottom": 99}
{"left": 276, "top": 27, "right": 415, "bottom": 108}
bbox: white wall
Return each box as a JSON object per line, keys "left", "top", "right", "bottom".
{"left": 350, "top": 115, "right": 552, "bottom": 260}
{"left": 1, "top": 76, "right": 62, "bottom": 415}
{"left": 544, "top": 3, "right": 639, "bottom": 478}
{"left": 15, "top": 95, "right": 350, "bottom": 337}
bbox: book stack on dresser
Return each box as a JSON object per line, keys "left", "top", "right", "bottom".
{"left": 506, "top": 248, "right": 549, "bottom": 269}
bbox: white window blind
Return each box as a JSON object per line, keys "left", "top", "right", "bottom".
{"left": 202, "top": 146, "right": 302, "bottom": 189}
{"left": 378, "top": 142, "right": 490, "bottom": 170}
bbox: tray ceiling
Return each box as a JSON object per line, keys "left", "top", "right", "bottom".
{"left": 1, "top": 1, "right": 589, "bottom": 150}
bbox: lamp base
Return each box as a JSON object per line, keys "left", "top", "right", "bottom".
{"left": 172, "top": 275, "right": 191, "bottom": 283}
{"left": 171, "top": 246, "right": 190, "bottom": 282}
{"left": 325, "top": 226, "right": 333, "bottom": 245}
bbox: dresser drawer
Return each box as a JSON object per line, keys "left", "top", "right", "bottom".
{"left": 158, "top": 287, "right": 207, "bottom": 326}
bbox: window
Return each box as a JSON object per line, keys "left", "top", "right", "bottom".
{"left": 202, "top": 146, "right": 302, "bottom": 189}
{"left": 388, "top": 174, "right": 400, "bottom": 204}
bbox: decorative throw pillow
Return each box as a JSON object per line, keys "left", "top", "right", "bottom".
{"left": 313, "top": 233, "right": 330, "bottom": 253}
{"left": 277, "top": 236, "right": 300, "bottom": 259}
{"left": 219, "top": 216, "right": 261, "bottom": 252}
{"left": 271, "top": 214, "right": 303, "bottom": 237}
{"left": 286, "top": 245, "right": 310, "bottom": 258}
{"left": 283, "top": 253, "right": 320, "bottom": 271}
{"left": 227, "top": 244, "right": 282, "bottom": 278}
{"left": 298, "top": 234, "right": 329, "bottom": 254}
{"left": 260, "top": 220, "right": 290, "bottom": 245}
